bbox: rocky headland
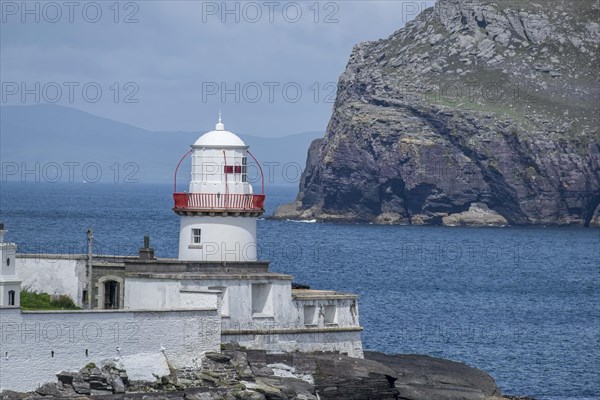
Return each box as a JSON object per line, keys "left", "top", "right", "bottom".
{"left": 1, "top": 345, "right": 534, "bottom": 400}
{"left": 275, "top": 0, "right": 600, "bottom": 227}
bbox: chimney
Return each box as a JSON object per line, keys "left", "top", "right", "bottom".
{"left": 139, "top": 235, "right": 155, "bottom": 260}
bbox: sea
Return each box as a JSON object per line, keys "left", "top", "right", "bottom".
{"left": 0, "top": 182, "right": 598, "bottom": 400}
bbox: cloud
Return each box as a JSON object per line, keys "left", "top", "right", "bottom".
{"left": 0, "top": 0, "right": 434, "bottom": 136}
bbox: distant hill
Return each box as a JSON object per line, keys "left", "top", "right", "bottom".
{"left": 0, "top": 105, "right": 322, "bottom": 185}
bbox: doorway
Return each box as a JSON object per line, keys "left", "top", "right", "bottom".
{"left": 103, "top": 280, "right": 120, "bottom": 309}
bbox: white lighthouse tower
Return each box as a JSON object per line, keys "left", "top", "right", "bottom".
{"left": 173, "top": 117, "right": 265, "bottom": 261}
{"left": 0, "top": 223, "right": 21, "bottom": 307}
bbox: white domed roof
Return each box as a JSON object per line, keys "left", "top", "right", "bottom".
{"left": 193, "top": 118, "right": 247, "bottom": 148}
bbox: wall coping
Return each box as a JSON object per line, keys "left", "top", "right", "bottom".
{"left": 19, "top": 307, "right": 218, "bottom": 314}
{"left": 222, "top": 326, "right": 363, "bottom": 335}
{"left": 16, "top": 253, "right": 85, "bottom": 260}
{"left": 127, "top": 272, "right": 294, "bottom": 281}
{"left": 292, "top": 289, "right": 359, "bottom": 300}
{"left": 0, "top": 277, "right": 22, "bottom": 283}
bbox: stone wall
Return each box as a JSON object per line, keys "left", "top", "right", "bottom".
{"left": 222, "top": 329, "right": 363, "bottom": 358}
{"left": 0, "top": 307, "right": 221, "bottom": 392}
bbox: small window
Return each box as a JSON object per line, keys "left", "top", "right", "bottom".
{"left": 304, "top": 305, "right": 317, "bottom": 325}
{"left": 8, "top": 290, "right": 15, "bottom": 306}
{"left": 242, "top": 157, "right": 248, "bottom": 182}
{"left": 191, "top": 228, "right": 202, "bottom": 244}
{"left": 234, "top": 165, "right": 242, "bottom": 173}
{"left": 324, "top": 305, "right": 337, "bottom": 324}
{"left": 224, "top": 165, "right": 234, "bottom": 174}
{"left": 6, "top": 258, "right": 10, "bottom": 266}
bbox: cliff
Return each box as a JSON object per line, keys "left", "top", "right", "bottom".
{"left": 275, "top": 0, "right": 600, "bottom": 226}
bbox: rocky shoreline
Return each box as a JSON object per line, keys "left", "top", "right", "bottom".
{"left": 1, "top": 345, "right": 535, "bottom": 400}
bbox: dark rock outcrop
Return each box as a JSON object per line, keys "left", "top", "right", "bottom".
{"left": 275, "top": 0, "right": 600, "bottom": 226}
{"left": 365, "top": 351, "right": 500, "bottom": 400}
{"left": 2, "top": 346, "right": 530, "bottom": 399}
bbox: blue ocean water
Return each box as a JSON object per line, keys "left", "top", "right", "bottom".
{"left": 0, "top": 182, "right": 598, "bottom": 399}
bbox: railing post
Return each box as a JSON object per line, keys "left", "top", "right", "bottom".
{"left": 247, "top": 150, "right": 264, "bottom": 195}
{"left": 174, "top": 149, "right": 192, "bottom": 193}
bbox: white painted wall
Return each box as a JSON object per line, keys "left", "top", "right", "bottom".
{"left": 0, "top": 283, "right": 21, "bottom": 307}
{"left": 291, "top": 298, "right": 361, "bottom": 329}
{"left": 207, "top": 285, "right": 229, "bottom": 316}
{"left": 0, "top": 307, "right": 221, "bottom": 392}
{"left": 180, "top": 279, "right": 362, "bottom": 355}
{"left": 222, "top": 330, "right": 364, "bottom": 358}
{"left": 181, "top": 279, "right": 293, "bottom": 329}
{"left": 1, "top": 242, "right": 20, "bottom": 307}
{"left": 213, "top": 282, "right": 363, "bottom": 357}
{"left": 124, "top": 278, "right": 220, "bottom": 311}
{"left": 143, "top": 274, "right": 363, "bottom": 357}
{"left": 178, "top": 216, "right": 257, "bottom": 261}
{"left": 124, "top": 278, "right": 182, "bottom": 310}
{"left": 179, "top": 280, "right": 361, "bottom": 331}
{"left": 0, "top": 243, "right": 17, "bottom": 277}
{"left": 180, "top": 289, "right": 220, "bottom": 310}
{"left": 16, "top": 256, "right": 85, "bottom": 307}
{"left": 128, "top": 277, "right": 294, "bottom": 330}
{"left": 219, "top": 293, "right": 363, "bottom": 358}
{"left": 251, "top": 283, "right": 273, "bottom": 316}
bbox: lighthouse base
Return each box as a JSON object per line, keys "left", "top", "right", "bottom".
{"left": 178, "top": 215, "right": 258, "bottom": 262}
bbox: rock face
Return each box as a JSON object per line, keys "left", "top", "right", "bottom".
{"left": 441, "top": 202, "right": 508, "bottom": 226}
{"left": 275, "top": 0, "right": 600, "bottom": 226}
{"left": 3, "top": 347, "right": 518, "bottom": 400}
{"left": 365, "top": 351, "right": 501, "bottom": 400}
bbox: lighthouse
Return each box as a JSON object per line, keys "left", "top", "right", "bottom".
{"left": 173, "top": 117, "right": 265, "bottom": 261}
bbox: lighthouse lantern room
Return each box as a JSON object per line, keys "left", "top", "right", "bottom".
{"left": 173, "top": 117, "right": 265, "bottom": 262}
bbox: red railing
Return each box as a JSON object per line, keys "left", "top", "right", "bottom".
{"left": 174, "top": 193, "right": 265, "bottom": 211}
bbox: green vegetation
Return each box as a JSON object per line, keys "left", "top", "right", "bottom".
{"left": 525, "top": 166, "right": 537, "bottom": 179}
{"left": 20, "top": 289, "right": 80, "bottom": 310}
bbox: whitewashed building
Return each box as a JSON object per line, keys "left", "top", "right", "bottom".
{"left": 128, "top": 118, "right": 363, "bottom": 356}
{"left": 1, "top": 118, "right": 364, "bottom": 393}
{"left": 1, "top": 224, "right": 221, "bottom": 393}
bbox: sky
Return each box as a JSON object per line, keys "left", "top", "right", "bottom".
{"left": 0, "top": 0, "right": 435, "bottom": 137}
